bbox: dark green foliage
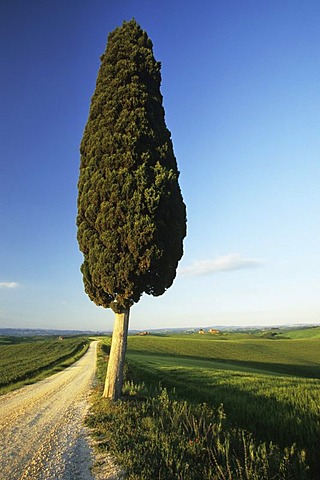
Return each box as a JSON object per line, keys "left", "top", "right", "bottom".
{"left": 77, "top": 20, "right": 186, "bottom": 312}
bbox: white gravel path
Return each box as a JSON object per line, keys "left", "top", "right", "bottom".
{"left": 0, "top": 341, "right": 123, "bottom": 480}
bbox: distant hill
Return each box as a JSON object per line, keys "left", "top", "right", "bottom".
{"left": 0, "top": 328, "right": 109, "bottom": 337}
{"left": 282, "top": 325, "right": 320, "bottom": 339}
{"left": 1, "top": 324, "right": 319, "bottom": 339}
{"left": 131, "top": 324, "right": 320, "bottom": 337}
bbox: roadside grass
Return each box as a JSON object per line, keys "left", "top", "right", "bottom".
{"left": 0, "top": 336, "right": 90, "bottom": 395}
{"left": 87, "top": 340, "right": 311, "bottom": 479}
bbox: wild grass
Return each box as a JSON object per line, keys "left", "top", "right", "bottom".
{"left": 124, "top": 335, "right": 320, "bottom": 478}
{"left": 0, "top": 336, "right": 90, "bottom": 394}
{"left": 127, "top": 354, "right": 320, "bottom": 453}
{"left": 87, "top": 341, "right": 311, "bottom": 479}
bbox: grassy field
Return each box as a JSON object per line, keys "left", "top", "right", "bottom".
{"left": 1, "top": 328, "right": 317, "bottom": 478}
{"left": 284, "top": 326, "right": 320, "bottom": 339}
{"left": 88, "top": 331, "right": 316, "bottom": 479}
{"left": 126, "top": 351, "right": 320, "bottom": 448}
{"left": 127, "top": 333, "right": 320, "bottom": 377}
{"left": 85, "top": 328, "right": 319, "bottom": 478}
{"left": 121, "top": 330, "right": 320, "bottom": 478}
{"left": 0, "top": 336, "right": 90, "bottom": 394}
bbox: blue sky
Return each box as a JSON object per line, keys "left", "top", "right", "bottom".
{"left": 1, "top": 0, "right": 319, "bottom": 331}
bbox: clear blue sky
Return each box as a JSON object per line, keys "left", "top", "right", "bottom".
{"left": 1, "top": 0, "right": 319, "bottom": 331}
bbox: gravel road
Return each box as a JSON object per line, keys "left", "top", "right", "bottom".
{"left": 0, "top": 341, "right": 121, "bottom": 480}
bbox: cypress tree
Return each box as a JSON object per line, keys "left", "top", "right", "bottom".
{"left": 77, "top": 19, "right": 186, "bottom": 399}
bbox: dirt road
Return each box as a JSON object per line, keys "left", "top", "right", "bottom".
{"left": 0, "top": 340, "right": 106, "bottom": 480}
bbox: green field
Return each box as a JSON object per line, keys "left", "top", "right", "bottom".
{"left": 0, "top": 336, "right": 90, "bottom": 394}
{"left": 1, "top": 328, "right": 318, "bottom": 478}
{"left": 283, "top": 326, "right": 320, "bottom": 339}
{"left": 122, "top": 329, "right": 320, "bottom": 477}
{"left": 127, "top": 333, "right": 320, "bottom": 377}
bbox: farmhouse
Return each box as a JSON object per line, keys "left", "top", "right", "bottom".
{"left": 198, "top": 328, "right": 220, "bottom": 334}
{"left": 209, "top": 329, "right": 220, "bottom": 335}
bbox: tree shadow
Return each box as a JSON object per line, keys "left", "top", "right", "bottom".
{"left": 127, "top": 354, "right": 320, "bottom": 477}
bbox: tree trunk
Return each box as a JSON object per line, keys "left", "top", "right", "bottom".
{"left": 103, "top": 307, "right": 130, "bottom": 400}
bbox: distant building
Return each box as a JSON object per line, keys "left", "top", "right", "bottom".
{"left": 138, "top": 331, "right": 150, "bottom": 336}
{"left": 198, "top": 329, "right": 205, "bottom": 334}
{"left": 209, "top": 329, "right": 220, "bottom": 335}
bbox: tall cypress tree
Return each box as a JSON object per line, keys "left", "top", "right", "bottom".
{"left": 77, "top": 19, "right": 186, "bottom": 400}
